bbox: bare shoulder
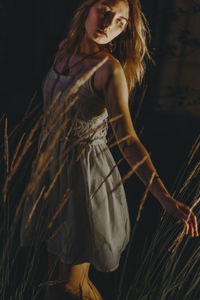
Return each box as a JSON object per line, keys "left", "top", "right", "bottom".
{"left": 94, "top": 54, "right": 126, "bottom": 94}
{"left": 100, "top": 55, "right": 124, "bottom": 77}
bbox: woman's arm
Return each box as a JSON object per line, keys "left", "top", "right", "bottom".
{"left": 101, "top": 59, "right": 198, "bottom": 237}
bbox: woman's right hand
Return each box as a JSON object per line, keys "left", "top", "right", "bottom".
{"left": 161, "top": 195, "right": 199, "bottom": 237}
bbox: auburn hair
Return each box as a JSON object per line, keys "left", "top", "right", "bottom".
{"left": 55, "top": 0, "right": 151, "bottom": 92}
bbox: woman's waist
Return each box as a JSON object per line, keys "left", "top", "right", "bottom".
{"left": 67, "top": 131, "right": 108, "bottom": 145}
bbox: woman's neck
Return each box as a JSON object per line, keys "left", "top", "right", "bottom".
{"left": 79, "top": 35, "right": 105, "bottom": 55}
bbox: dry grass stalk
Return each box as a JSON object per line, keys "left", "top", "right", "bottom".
{"left": 76, "top": 146, "right": 86, "bottom": 162}
{"left": 26, "top": 186, "right": 45, "bottom": 225}
{"left": 3, "top": 119, "right": 41, "bottom": 203}
{"left": 109, "top": 114, "right": 123, "bottom": 124}
{"left": 10, "top": 133, "right": 25, "bottom": 170}
{"left": 74, "top": 114, "right": 124, "bottom": 161}
{"left": 49, "top": 220, "right": 67, "bottom": 240}
{"left": 175, "top": 242, "right": 200, "bottom": 283}
{"left": 120, "top": 155, "right": 148, "bottom": 185}
{"left": 94, "top": 134, "right": 132, "bottom": 160}
{"left": 106, "top": 133, "right": 115, "bottom": 145}
{"left": 4, "top": 118, "right": 9, "bottom": 174}
{"left": 40, "top": 96, "right": 79, "bottom": 155}
{"left": 65, "top": 57, "right": 108, "bottom": 99}
{"left": 188, "top": 134, "right": 200, "bottom": 165}
{"left": 134, "top": 84, "right": 147, "bottom": 124}
{"left": 108, "top": 134, "right": 132, "bottom": 150}
{"left": 136, "top": 171, "right": 156, "bottom": 222}
{"left": 43, "top": 155, "right": 70, "bottom": 200}
{"left": 10, "top": 118, "right": 40, "bottom": 175}
{"left": 38, "top": 93, "right": 79, "bottom": 162}
{"left": 91, "top": 158, "right": 124, "bottom": 199}
{"left": 39, "top": 279, "right": 68, "bottom": 287}
{"left": 0, "top": 113, "right": 5, "bottom": 125}
{"left": 12, "top": 128, "right": 63, "bottom": 225}
{"left": 68, "top": 123, "right": 129, "bottom": 164}
{"left": 24, "top": 90, "right": 38, "bottom": 117}
{"left": 11, "top": 117, "right": 55, "bottom": 225}
{"left": 30, "top": 98, "right": 76, "bottom": 186}
{"left": 63, "top": 109, "right": 80, "bottom": 147}
{"left": 27, "top": 103, "right": 89, "bottom": 200}
{"left": 34, "top": 117, "right": 70, "bottom": 177}
{"left": 168, "top": 232, "right": 184, "bottom": 253}
{"left": 48, "top": 189, "right": 71, "bottom": 229}
{"left": 3, "top": 118, "right": 9, "bottom": 203}
{"left": 75, "top": 119, "right": 110, "bottom": 161}
{"left": 190, "top": 195, "right": 200, "bottom": 217}
{"left": 56, "top": 118, "right": 107, "bottom": 162}
{"left": 27, "top": 155, "right": 54, "bottom": 196}
{"left": 11, "top": 193, "right": 26, "bottom": 228}
{"left": 179, "top": 161, "right": 200, "bottom": 194}
{"left": 110, "top": 155, "right": 148, "bottom": 194}
{"left": 1, "top": 103, "right": 41, "bottom": 152}
{"left": 172, "top": 135, "right": 200, "bottom": 198}
{"left": 37, "top": 91, "right": 62, "bottom": 152}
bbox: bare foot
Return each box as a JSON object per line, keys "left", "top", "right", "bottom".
{"left": 65, "top": 279, "right": 103, "bottom": 300}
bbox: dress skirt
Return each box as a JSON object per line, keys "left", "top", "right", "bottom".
{"left": 47, "top": 140, "right": 130, "bottom": 272}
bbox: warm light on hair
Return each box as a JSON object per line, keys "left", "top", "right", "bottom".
{"left": 55, "top": 0, "right": 151, "bottom": 92}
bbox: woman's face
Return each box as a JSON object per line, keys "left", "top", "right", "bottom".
{"left": 84, "top": 0, "right": 129, "bottom": 45}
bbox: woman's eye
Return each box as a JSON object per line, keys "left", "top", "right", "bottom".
{"left": 117, "top": 19, "right": 125, "bottom": 27}
{"left": 99, "top": 7, "right": 109, "bottom": 14}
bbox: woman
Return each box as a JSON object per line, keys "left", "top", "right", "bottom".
{"left": 20, "top": 0, "right": 198, "bottom": 299}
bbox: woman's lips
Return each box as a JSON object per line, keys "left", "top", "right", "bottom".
{"left": 96, "top": 29, "right": 108, "bottom": 37}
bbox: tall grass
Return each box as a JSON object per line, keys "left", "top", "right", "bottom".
{"left": 118, "top": 135, "right": 200, "bottom": 300}
{"left": 0, "top": 61, "right": 200, "bottom": 300}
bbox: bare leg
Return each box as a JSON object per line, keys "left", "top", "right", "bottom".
{"left": 45, "top": 252, "right": 103, "bottom": 300}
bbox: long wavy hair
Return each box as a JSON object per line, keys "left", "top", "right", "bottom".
{"left": 55, "top": 0, "right": 151, "bottom": 92}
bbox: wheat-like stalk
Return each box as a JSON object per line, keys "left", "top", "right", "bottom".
{"left": 136, "top": 171, "right": 156, "bottom": 222}
{"left": 47, "top": 189, "right": 71, "bottom": 229}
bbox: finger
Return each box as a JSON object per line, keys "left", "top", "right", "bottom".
{"left": 190, "top": 212, "right": 199, "bottom": 237}
{"left": 185, "top": 210, "right": 198, "bottom": 237}
{"left": 182, "top": 217, "right": 194, "bottom": 237}
{"left": 182, "top": 219, "right": 189, "bottom": 235}
{"left": 184, "top": 224, "right": 189, "bottom": 235}
{"left": 188, "top": 221, "right": 194, "bottom": 237}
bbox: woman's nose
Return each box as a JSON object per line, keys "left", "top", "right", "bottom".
{"left": 101, "top": 14, "right": 114, "bottom": 30}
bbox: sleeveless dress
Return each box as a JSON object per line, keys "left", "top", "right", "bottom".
{"left": 20, "top": 61, "right": 130, "bottom": 272}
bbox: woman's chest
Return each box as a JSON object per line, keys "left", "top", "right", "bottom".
{"left": 42, "top": 67, "right": 105, "bottom": 121}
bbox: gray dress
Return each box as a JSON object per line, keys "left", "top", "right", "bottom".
{"left": 20, "top": 62, "right": 130, "bottom": 272}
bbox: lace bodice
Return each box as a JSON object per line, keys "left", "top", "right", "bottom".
{"left": 69, "top": 109, "right": 108, "bottom": 145}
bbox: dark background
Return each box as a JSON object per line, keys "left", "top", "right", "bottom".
{"left": 1, "top": 0, "right": 200, "bottom": 299}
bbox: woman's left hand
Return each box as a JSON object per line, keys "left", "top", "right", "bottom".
{"left": 162, "top": 196, "right": 199, "bottom": 237}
